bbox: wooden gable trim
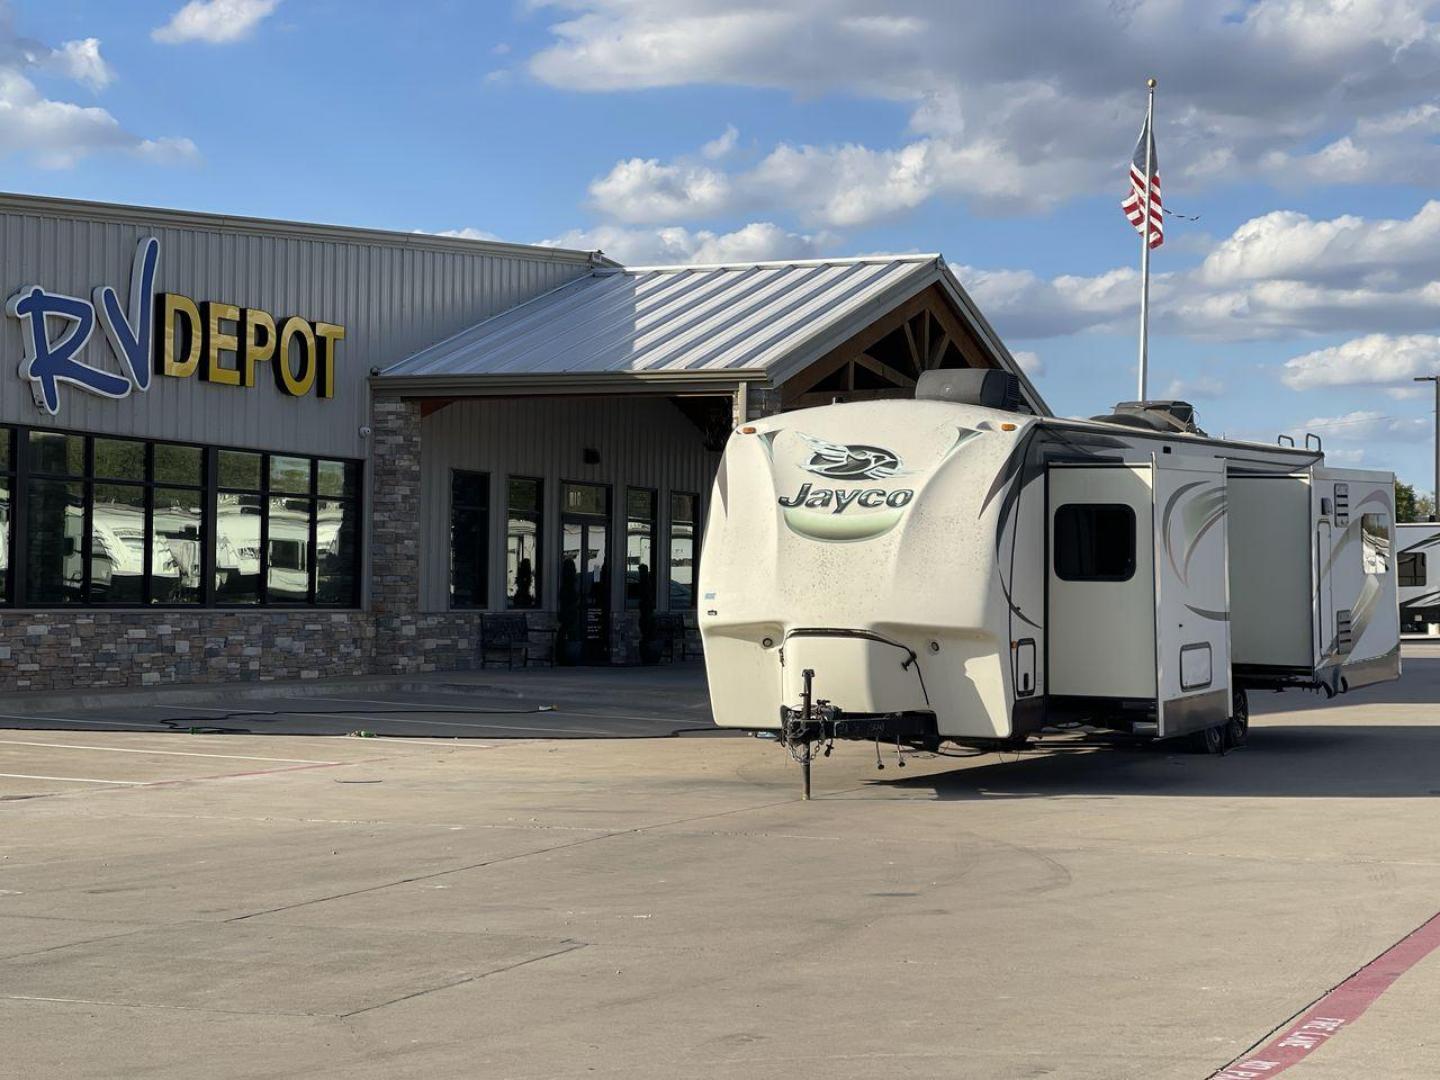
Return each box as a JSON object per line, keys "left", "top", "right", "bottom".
{"left": 780, "top": 283, "right": 1000, "bottom": 407}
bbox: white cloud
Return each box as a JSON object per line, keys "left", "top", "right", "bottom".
{"left": 701, "top": 123, "right": 738, "bottom": 160}
{"left": 431, "top": 227, "right": 503, "bottom": 242}
{"left": 1282, "top": 334, "right": 1440, "bottom": 390}
{"left": 955, "top": 263, "right": 1141, "bottom": 339}
{"left": 132, "top": 135, "right": 202, "bottom": 165}
{"left": 1011, "top": 350, "right": 1044, "bottom": 377}
{"left": 0, "top": 13, "right": 198, "bottom": 170}
{"left": 588, "top": 157, "right": 732, "bottom": 222}
{"left": 46, "top": 38, "right": 113, "bottom": 90}
{"left": 1164, "top": 375, "right": 1226, "bottom": 399}
{"left": 541, "top": 221, "right": 831, "bottom": 265}
{"left": 942, "top": 201, "right": 1440, "bottom": 344}
{"left": 1299, "top": 409, "right": 1428, "bottom": 442}
{"left": 1198, "top": 201, "right": 1440, "bottom": 287}
{"left": 153, "top": 0, "right": 280, "bottom": 45}
{"left": 529, "top": 0, "right": 1440, "bottom": 223}
{"left": 1325, "top": 447, "right": 1368, "bottom": 465}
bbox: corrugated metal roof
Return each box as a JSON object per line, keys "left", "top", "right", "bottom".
{"left": 382, "top": 254, "right": 950, "bottom": 382}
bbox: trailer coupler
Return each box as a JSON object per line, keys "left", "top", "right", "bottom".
{"left": 776, "top": 670, "right": 939, "bottom": 800}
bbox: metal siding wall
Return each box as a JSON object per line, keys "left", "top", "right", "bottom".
{"left": 0, "top": 205, "right": 590, "bottom": 459}
{"left": 419, "top": 397, "right": 721, "bottom": 612}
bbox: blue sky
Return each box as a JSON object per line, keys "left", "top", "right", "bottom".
{"left": 8, "top": 0, "right": 1440, "bottom": 490}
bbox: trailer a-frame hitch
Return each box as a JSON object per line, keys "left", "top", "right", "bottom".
{"left": 778, "top": 671, "right": 936, "bottom": 799}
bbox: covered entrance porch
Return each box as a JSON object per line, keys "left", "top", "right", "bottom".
{"left": 369, "top": 254, "right": 1042, "bottom": 668}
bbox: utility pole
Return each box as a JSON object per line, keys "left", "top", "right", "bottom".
{"left": 1416, "top": 375, "right": 1440, "bottom": 521}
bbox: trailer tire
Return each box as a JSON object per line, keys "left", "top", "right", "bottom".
{"left": 1188, "top": 723, "right": 1226, "bottom": 755}
{"left": 1226, "top": 689, "right": 1249, "bottom": 750}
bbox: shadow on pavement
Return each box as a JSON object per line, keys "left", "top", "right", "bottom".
{"left": 871, "top": 723, "right": 1440, "bottom": 800}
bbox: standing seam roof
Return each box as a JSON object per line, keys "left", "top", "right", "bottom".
{"left": 380, "top": 255, "right": 947, "bottom": 380}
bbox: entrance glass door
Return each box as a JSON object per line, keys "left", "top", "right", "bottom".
{"left": 560, "top": 484, "right": 611, "bottom": 664}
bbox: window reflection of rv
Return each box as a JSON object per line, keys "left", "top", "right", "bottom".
{"left": 267, "top": 498, "right": 312, "bottom": 598}
{"left": 215, "top": 499, "right": 262, "bottom": 594}
{"left": 88, "top": 500, "right": 145, "bottom": 600}
{"left": 87, "top": 500, "right": 201, "bottom": 602}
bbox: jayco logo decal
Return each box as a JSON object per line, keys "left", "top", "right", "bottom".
{"left": 799, "top": 433, "right": 908, "bottom": 480}
{"left": 773, "top": 427, "right": 982, "bottom": 543}
{"left": 773, "top": 432, "right": 918, "bottom": 542}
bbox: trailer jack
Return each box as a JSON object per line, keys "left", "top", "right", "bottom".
{"left": 781, "top": 668, "right": 835, "bottom": 800}
{"left": 778, "top": 671, "right": 936, "bottom": 799}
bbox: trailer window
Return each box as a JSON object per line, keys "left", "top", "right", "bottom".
{"left": 1054, "top": 503, "right": 1136, "bottom": 582}
{"left": 1361, "top": 514, "right": 1390, "bottom": 575}
{"left": 1399, "top": 551, "right": 1427, "bottom": 587}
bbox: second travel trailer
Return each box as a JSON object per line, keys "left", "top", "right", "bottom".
{"left": 699, "top": 371, "right": 1400, "bottom": 790}
{"left": 1397, "top": 522, "right": 1440, "bottom": 636}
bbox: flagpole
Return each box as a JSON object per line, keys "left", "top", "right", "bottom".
{"left": 1137, "top": 77, "right": 1156, "bottom": 402}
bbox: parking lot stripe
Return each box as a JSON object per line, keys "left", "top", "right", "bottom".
{"left": 1214, "top": 908, "right": 1440, "bottom": 1078}
{"left": 0, "top": 772, "right": 146, "bottom": 786}
{"left": 0, "top": 739, "right": 337, "bottom": 765}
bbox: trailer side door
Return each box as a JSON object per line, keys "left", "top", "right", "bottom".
{"left": 1047, "top": 464, "right": 1156, "bottom": 701}
{"left": 1153, "top": 456, "right": 1232, "bottom": 739}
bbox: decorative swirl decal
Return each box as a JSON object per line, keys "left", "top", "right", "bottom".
{"left": 797, "top": 433, "right": 909, "bottom": 480}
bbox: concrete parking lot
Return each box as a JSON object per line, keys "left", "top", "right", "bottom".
{"left": 2, "top": 648, "right": 1440, "bottom": 1078}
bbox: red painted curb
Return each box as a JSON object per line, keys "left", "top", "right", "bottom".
{"left": 1214, "top": 909, "right": 1440, "bottom": 1078}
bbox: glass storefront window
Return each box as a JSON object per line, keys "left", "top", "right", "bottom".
{"left": 0, "top": 475, "right": 9, "bottom": 605}
{"left": 316, "top": 498, "right": 358, "bottom": 605}
{"left": 26, "top": 478, "right": 84, "bottom": 605}
{"left": 91, "top": 483, "right": 147, "bottom": 604}
{"left": 218, "top": 449, "right": 262, "bottom": 490}
{"left": 507, "top": 477, "right": 542, "bottom": 609}
{"left": 563, "top": 482, "right": 608, "bottom": 517}
{"left": 669, "top": 492, "right": 698, "bottom": 609}
{"left": 93, "top": 439, "right": 147, "bottom": 481}
{"left": 30, "top": 431, "right": 84, "bottom": 476}
{"left": 267, "top": 495, "right": 314, "bottom": 602}
{"left": 152, "top": 487, "right": 203, "bottom": 604}
{"left": 317, "top": 460, "right": 357, "bottom": 498}
{"left": 0, "top": 430, "right": 359, "bottom": 609}
{"left": 626, "top": 488, "right": 655, "bottom": 610}
{"left": 0, "top": 428, "right": 11, "bottom": 605}
{"left": 270, "top": 455, "right": 312, "bottom": 495}
{"left": 155, "top": 444, "right": 203, "bottom": 487}
{"left": 450, "top": 470, "right": 489, "bottom": 609}
{"left": 215, "top": 492, "right": 262, "bottom": 604}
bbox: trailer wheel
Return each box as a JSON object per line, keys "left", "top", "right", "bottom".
{"left": 1226, "top": 689, "right": 1249, "bottom": 749}
{"left": 1188, "top": 723, "right": 1226, "bottom": 755}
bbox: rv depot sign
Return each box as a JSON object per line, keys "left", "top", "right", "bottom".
{"left": 5, "top": 237, "right": 345, "bottom": 416}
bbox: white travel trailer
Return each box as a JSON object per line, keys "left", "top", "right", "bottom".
{"left": 1397, "top": 522, "right": 1440, "bottom": 636}
{"left": 699, "top": 371, "right": 1400, "bottom": 790}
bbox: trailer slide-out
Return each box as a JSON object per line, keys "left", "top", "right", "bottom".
{"left": 699, "top": 371, "right": 1400, "bottom": 793}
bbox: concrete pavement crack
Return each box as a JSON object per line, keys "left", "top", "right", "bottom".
{"left": 224, "top": 795, "right": 808, "bottom": 923}
{"left": 337, "top": 941, "right": 589, "bottom": 1018}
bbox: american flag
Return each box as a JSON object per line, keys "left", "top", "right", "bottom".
{"left": 1121, "top": 115, "right": 1163, "bottom": 249}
